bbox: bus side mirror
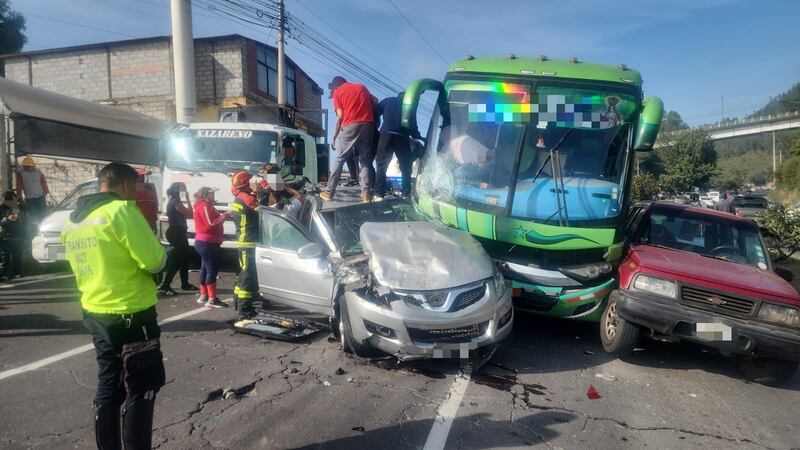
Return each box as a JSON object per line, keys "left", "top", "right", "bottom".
{"left": 401, "top": 79, "right": 446, "bottom": 134}
{"left": 633, "top": 96, "right": 664, "bottom": 151}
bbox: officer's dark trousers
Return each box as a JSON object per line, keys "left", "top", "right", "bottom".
{"left": 83, "top": 306, "right": 161, "bottom": 450}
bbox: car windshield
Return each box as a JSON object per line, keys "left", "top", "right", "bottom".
{"left": 640, "top": 208, "right": 769, "bottom": 268}
{"left": 734, "top": 196, "right": 768, "bottom": 208}
{"left": 165, "top": 129, "right": 279, "bottom": 172}
{"left": 418, "top": 78, "right": 638, "bottom": 226}
{"left": 58, "top": 181, "right": 99, "bottom": 210}
{"left": 332, "top": 200, "right": 429, "bottom": 256}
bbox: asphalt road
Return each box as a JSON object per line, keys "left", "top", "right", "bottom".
{"left": 1, "top": 273, "right": 799, "bottom": 450}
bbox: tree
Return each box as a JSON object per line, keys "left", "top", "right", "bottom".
{"left": 0, "top": 0, "right": 26, "bottom": 76}
{"left": 756, "top": 205, "right": 800, "bottom": 262}
{"left": 660, "top": 110, "right": 689, "bottom": 133}
{"left": 658, "top": 129, "right": 717, "bottom": 193}
{"left": 630, "top": 172, "right": 660, "bottom": 203}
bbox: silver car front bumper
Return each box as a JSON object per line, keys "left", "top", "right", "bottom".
{"left": 344, "top": 283, "right": 514, "bottom": 359}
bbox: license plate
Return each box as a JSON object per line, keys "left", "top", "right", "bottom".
{"left": 432, "top": 342, "right": 478, "bottom": 358}
{"left": 695, "top": 323, "right": 733, "bottom": 341}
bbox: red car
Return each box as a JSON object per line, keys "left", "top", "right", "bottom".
{"left": 601, "top": 202, "right": 800, "bottom": 386}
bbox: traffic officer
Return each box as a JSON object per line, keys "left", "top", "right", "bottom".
{"left": 230, "top": 170, "right": 263, "bottom": 319}
{"left": 61, "top": 163, "right": 167, "bottom": 450}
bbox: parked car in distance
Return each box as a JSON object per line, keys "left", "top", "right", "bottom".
{"left": 254, "top": 193, "right": 514, "bottom": 360}
{"left": 707, "top": 190, "right": 720, "bottom": 203}
{"left": 673, "top": 195, "right": 690, "bottom": 205}
{"left": 601, "top": 202, "right": 800, "bottom": 386}
{"left": 733, "top": 195, "right": 768, "bottom": 220}
{"left": 698, "top": 196, "right": 715, "bottom": 208}
{"left": 32, "top": 179, "right": 99, "bottom": 263}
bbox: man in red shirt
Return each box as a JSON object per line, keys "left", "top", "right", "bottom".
{"left": 321, "top": 76, "right": 378, "bottom": 203}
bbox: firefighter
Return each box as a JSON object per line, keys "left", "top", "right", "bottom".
{"left": 60, "top": 163, "right": 167, "bottom": 450}
{"left": 230, "top": 170, "right": 264, "bottom": 318}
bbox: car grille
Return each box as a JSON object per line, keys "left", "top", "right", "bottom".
{"left": 407, "top": 321, "right": 489, "bottom": 343}
{"left": 680, "top": 286, "right": 756, "bottom": 317}
{"left": 450, "top": 284, "right": 487, "bottom": 312}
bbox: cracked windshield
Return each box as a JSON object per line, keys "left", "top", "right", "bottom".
{"left": 3, "top": 0, "right": 800, "bottom": 449}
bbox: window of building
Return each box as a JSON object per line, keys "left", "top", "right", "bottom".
{"left": 256, "top": 45, "right": 297, "bottom": 106}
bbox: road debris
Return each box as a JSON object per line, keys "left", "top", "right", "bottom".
{"left": 222, "top": 388, "right": 238, "bottom": 400}
{"left": 594, "top": 373, "right": 617, "bottom": 382}
{"left": 586, "top": 385, "right": 602, "bottom": 400}
{"left": 335, "top": 367, "right": 346, "bottom": 375}
{"left": 322, "top": 380, "right": 331, "bottom": 386}
{"left": 689, "top": 393, "right": 698, "bottom": 398}
{"left": 583, "top": 350, "right": 595, "bottom": 356}
{"left": 352, "top": 427, "right": 366, "bottom": 432}
{"left": 233, "top": 310, "right": 325, "bottom": 341}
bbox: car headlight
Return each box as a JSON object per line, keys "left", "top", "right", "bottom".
{"left": 758, "top": 303, "right": 800, "bottom": 327}
{"left": 493, "top": 271, "right": 507, "bottom": 297}
{"left": 632, "top": 274, "right": 677, "bottom": 298}
{"left": 559, "top": 262, "right": 614, "bottom": 282}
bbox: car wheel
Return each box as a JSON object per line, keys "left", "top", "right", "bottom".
{"left": 338, "top": 296, "right": 380, "bottom": 357}
{"left": 600, "top": 292, "right": 640, "bottom": 356}
{"left": 737, "top": 357, "right": 799, "bottom": 386}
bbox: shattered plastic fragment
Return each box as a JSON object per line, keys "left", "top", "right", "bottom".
{"left": 583, "top": 350, "right": 595, "bottom": 356}
{"left": 594, "top": 373, "right": 617, "bottom": 382}
{"left": 586, "top": 385, "right": 601, "bottom": 400}
{"left": 322, "top": 380, "right": 331, "bottom": 386}
{"left": 689, "top": 393, "right": 698, "bottom": 398}
{"left": 335, "top": 367, "right": 346, "bottom": 376}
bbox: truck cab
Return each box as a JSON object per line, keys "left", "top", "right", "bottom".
{"left": 160, "top": 121, "right": 318, "bottom": 249}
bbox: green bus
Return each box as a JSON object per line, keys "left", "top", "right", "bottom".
{"left": 402, "top": 55, "right": 663, "bottom": 321}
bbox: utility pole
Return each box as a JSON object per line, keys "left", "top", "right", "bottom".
{"left": 171, "top": 0, "right": 197, "bottom": 124}
{"left": 277, "top": 0, "right": 286, "bottom": 106}
{"left": 772, "top": 130, "right": 777, "bottom": 181}
{"left": 721, "top": 96, "right": 724, "bottom": 122}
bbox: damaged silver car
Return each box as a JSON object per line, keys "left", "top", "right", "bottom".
{"left": 255, "top": 197, "right": 514, "bottom": 359}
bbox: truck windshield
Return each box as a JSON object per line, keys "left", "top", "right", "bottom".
{"left": 641, "top": 208, "right": 769, "bottom": 268}
{"left": 165, "top": 129, "right": 279, "bottom": 172}
{"left": 418, "top": 78, "right": 638, "bottom": 226}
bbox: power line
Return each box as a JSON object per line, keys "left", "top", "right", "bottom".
{"left": 385, "top": 0, "right": 447, "bottom": 65}
{"left": 20, "top": 11, "right": 144, "bottom": 39}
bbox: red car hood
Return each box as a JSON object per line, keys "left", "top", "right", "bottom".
{"left": 630, "top": 244, "right": 800, "bottom": 305}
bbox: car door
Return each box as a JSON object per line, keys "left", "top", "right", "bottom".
{"left": 255, "top": 208, "right": 334, "bottom": 315}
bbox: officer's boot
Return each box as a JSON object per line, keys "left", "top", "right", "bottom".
{"left": 93, "top": 401, "right": 121, "bottom": 450}
{"left": 121, "top": 392, "right": 156, "bottom": 450}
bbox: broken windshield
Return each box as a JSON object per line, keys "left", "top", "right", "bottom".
{"left": 332, "top": 200, "right": 429, "bottom": 256}
{"left": 417, "top": 78, "right": 638, "bottom": 225}
{"left": 165, "top": 129, "right": 279, "bottom": 172}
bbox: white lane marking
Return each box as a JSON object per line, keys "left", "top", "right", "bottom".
{"left": 0, "top": 274, "right": 74, "bottom": 289}
{"left": 0, "top": 302, "right": 226, "bottom": 382}
{"left": 423, "top": 367, "right": 472, "bottom": 450}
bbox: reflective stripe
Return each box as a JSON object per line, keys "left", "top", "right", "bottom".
{"left": 231, "top": 203, "right": 243, "bottom": 211}
{"left": 62, "top": 216, "right": 109, "bottom": 234}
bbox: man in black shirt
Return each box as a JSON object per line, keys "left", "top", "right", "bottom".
{"left": 374, "top": 91, "right": 421, "bottom": 200}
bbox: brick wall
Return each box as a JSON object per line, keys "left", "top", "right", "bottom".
{"left": 5, "top": 58, "right": 29, "bottom": 84}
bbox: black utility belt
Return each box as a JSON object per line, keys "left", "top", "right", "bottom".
{"left": 82, "top": 306, "right": 157, "bottom": 328}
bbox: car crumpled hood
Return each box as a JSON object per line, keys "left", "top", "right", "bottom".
{"left": 359, "top": 221, "right": 494, "bottom": 291}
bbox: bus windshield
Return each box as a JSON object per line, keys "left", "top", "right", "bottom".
{"left": 418, "top": 79, "right": 639, "bottom": 226}
{"left": 165, "top": 129, "right": 279, "bottom": 172}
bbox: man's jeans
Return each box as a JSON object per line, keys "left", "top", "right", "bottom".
{"left": 328, "top": 122, "right": 375, "bottom": 196}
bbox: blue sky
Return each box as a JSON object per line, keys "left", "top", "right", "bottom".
{"left": 14, "top": 0, "right": 800, "bottom": 128}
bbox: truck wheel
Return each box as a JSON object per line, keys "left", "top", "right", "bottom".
{"left": 737, "top": 357, "right": 799, "bottom": 386}
{"left": 339, "top": 297, "right": 380, "bottom": 358}
{"left": 600, "top": 292, "right": 640, "bottom": 356}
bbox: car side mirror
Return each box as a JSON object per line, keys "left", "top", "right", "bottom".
{"left": 297, "top": 242, "right": 323, "bottom": 260}
{"left": 774, "top": 267, "right": 793, "bottom": 283}
{"left": 633, "top": 97, "right": 664, "bottom": 151}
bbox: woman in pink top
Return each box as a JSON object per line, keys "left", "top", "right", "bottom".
{"left": 193, "top": 187, "right": 230, "bottom": 308}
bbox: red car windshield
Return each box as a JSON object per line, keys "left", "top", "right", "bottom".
{"left": 640, "top": 209, "right": 769, "bottom": 269}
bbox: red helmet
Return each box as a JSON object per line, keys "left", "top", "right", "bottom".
{"left": 231, "top": 171, "right": 252, "bottom": 191}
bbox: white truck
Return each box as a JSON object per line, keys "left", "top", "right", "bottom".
{"left": 160, "top": 121, "right": 321, "bottom": 249}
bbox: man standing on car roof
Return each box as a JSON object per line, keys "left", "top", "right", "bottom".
{"left": 321, "top": 76, "right": 378, "bottom": 203}
{"left": 374, "top": 91, "right": 421, "bottom": 200}
{"left": 230, "top": 170, "right": 263, "bottom": 318}
{"left": 61, "top": 162, "right": 167, "bottom": 450}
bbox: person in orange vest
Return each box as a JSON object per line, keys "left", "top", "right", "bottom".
{"left": 15, "top": 157, "right": 50, "bottom": 223}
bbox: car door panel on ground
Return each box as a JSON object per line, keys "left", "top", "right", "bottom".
{"left": 256, "top": 209, "right": 334, "bottom": 314}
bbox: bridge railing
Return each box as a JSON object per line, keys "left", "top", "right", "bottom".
{"left": 660, "top": 110, "right": 800, "bottom": 138}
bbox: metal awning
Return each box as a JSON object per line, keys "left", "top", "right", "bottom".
{"left": 0, "top": 78, "right": 167, "bottom": 165}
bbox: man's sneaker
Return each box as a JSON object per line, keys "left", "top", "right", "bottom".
{"left": 361, "top": 193, "right": 373, "bottom": 203}
{"left": 206, "top": 298, "right": 228, "bottom": 308}
{"left": 158, "top": 287, "right": 178, "bottom": 297}
{"left": 320, "top": 191, "right": 334, "bottom": 201}
{"left": 181, "top": 284, "right": 199, "bottom": 291}
{"left": 196, "top": 296, "right": 208, "bottom": 305}
{"left": 345, "top": 180, "right": 359, "bottom": 187}
{"left": 373, "top": 195, "right": 384, "bottom": 202}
